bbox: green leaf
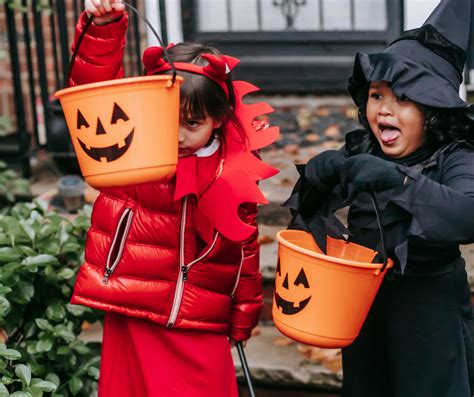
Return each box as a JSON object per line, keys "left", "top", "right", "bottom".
{"left": 34, "top": 319, "right": 53, "bottom": 332}
{"left": 60, "top": 285, "right": 71, "bottom": 297}
{"left": 0, "top": 349, "right": 21, "bottom": 360}
{"left": 10, "top": 392, "right": 32, "bottom": 397}
{"left": 58, "top": 229, "right": 69, "bottom": 247}
{"left": 32, "top": 199, "right": 48, "bottom": 214}
{"left": 11, "top": 282, "right": 34, "bottom": 305}
{"left": 22, "top": 255, "right": 57, "bottom": 267}
{"left": 45, "top": 373, "right": 60, "bottom": 387}
{"left": 15, "top": 364, "right": 31, "bottom": 386}
{"left": 35, "top": 336, "right": 53, "bottom": 353}
{"left": 1, "top": 375, "right": 15, "bottom": 385}
{"left": 29, "top": 380, "right": 56, "bottom": 392}
{"left": 46, "top": 303, "right": 65, "bottom": 322}
{"left": 68, "top": 377, "right": 82, "bottom": 396}
{"left": 56, "top": 346, "right": 70, "bottom": 355}
{"left": 17, "top": 246, "right": 36, "bottom": 258}
{"left": 56, "top": 330, "right": 75, "bottom": 342}
{"left": 34, "top": 241, "right": 59, "bottom": 256}
{"left": 86, "top": 366, "right": 99, "bottom": 380}
{"left": 0, "top": 285, "right": 12, "bottom": 294}
{"left": 0, "top": 217, "right": 20, "bottom": 246}
{"left": 0, "top": 248, "right": 21, "bottom": 262}
{"left": 65, "top": 304, "right": 88, "bottom": 317}
{"left": 60, "top": 243, "right": 81, "bottom": 254}
{"left": 18, "top": 221, "right": 35, "bottom": 243}
{"left": 0, "top": 296, "right": 11, "bottom": 316}
{"left": 56, "top": 268, "right": 74, "bottom": 280}
{"left": 72, "top": 344, "right": 89, "bottom": 355}
{"left": 0, "top": 383, "right": 9, "bottom": 397}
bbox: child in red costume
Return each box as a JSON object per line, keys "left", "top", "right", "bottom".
{"left": 69, "top": 1, "right": 279, "bottom": 396}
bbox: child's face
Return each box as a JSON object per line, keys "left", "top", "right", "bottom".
{"left": 178, "top": 113, "right": 221, "bottom": 157}
{"left": 366, "top": 81, "right": 426, "bottom": 158}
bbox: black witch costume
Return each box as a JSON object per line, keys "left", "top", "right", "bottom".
{"left": 286, "top": 0, "right": 474, "bottom": 396}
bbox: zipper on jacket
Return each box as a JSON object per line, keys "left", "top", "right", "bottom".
{"left": 103, "top": 208, "right": 134, "bottom": 284}
{"left": 167, "top": 198, "right": 220, "bottom": 327}
{"left": 167, "top": 197, "right": 188, "bottom": 327}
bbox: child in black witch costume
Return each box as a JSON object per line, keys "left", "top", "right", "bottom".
{"left": 286, "top": 0, "right": 474, "bottom": 396}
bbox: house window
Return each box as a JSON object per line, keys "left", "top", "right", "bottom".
{"left": 196, "top": 0, "right": 387, "bottom": 32}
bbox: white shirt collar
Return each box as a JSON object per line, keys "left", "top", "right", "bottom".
{"left": 194, "top": 138, "right": 221, "bottom": 158}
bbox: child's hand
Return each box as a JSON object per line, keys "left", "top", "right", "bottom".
{"left": 304, "top": 150, "right": 346, "bottom": 192}
{"left": 340, "top": 154, "right": 405, "bottom": 201}
{"left": 85, "top": 0, "right": 125, "bottom": 26}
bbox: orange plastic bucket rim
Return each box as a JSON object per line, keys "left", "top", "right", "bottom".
{"left": 55, "top": 75, "right": 182, "bottom": 98}
{"left": 277, "top": 229, "right": 393, "bottom": 271}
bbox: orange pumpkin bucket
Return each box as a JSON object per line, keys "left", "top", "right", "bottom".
{"left": 55, "top": 5, "right": 182, "bottom": 188}
{"left": 55, "top": 75, "right": 183, "bottom": 188}
{"left": 273, "top": 193, "right": 393, "bottom": 348}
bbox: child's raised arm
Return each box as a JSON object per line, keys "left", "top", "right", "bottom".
{"left": 69, "top": 0, "right": 128, "bottom": 87}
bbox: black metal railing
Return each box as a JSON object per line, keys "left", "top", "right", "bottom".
{"left": 1, "top": 0, "right": 148, "bottom": 176}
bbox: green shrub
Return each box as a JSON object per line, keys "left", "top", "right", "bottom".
{"left": 0, "top": 199, "right": 102, "bottom": 396}
{"left": 0, "top": 161, "right": 31, "bottom": 206}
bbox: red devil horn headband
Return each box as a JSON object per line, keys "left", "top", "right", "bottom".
{"left": 142, "top": 46, "right": 240, "bottom": 98}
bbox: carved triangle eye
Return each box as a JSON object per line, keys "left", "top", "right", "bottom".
{"left": 294, "top": 268, "right": 309, "bottom": 288}
{"left": 77, "top": 110, "right": 89, "bottom": 129}
{"left": 111, "top": 103, "right": 129, "bottom": 124}
{"left": 282, "top": 273, "right": 289, "bottom": 290}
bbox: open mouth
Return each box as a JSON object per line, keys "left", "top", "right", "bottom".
{"left": 78, "top": 129, "right": 134, "bottom": 163}
{"left": 378, "top": 122, "right": 400, "bottom": 145}
{"left": 275, "top": 292, "right": 311, "bottom": 315}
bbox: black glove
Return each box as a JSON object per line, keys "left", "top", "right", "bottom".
{"left": 304, "top": 150, "right": 346, "bottom": 192}
{"left": 340, "top": 154, "right": 405, "bottom": 201}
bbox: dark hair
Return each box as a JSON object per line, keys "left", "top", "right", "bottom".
{"left": 155, "top": 42, "right": 246, "bottom": 144}
{"left": 356, "top": 87, "right": 474, "bottom": 148}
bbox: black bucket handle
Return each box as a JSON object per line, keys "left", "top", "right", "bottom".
{"left": 236, "top": 341, "right": 256, "bottom": 397}
{"left": 67, "top": 1, "right": 177, "bottom": 86}
{"left": 290, "top": 187, "right": 389, "bottom": 273}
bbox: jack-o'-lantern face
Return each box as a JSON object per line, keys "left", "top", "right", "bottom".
{"left": 274, "top": 259, "right": 312, "bottom": 315}
{"left": 76, "top": 102, "right": 134, "bottom": 163}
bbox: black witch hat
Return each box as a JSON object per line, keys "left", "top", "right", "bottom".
{"left": 348, "top": 0, "right": 472, "bottom": 110}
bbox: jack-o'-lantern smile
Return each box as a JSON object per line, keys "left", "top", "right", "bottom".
{"left": 275, "top": 292, "right": 311, "bottom": 315}
{"left": 275, "top": 260, "right": 312, "bottom": 315}
{"left": 76, "top": 102, "right": 135, "bottom": 163}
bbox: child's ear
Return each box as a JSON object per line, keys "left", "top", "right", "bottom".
{"left": 213, "top": 120, "right": 222, "bottom": 129}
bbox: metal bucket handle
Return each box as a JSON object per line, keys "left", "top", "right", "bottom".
{"left": 67, "top": 1, "right": 177, "bottom": 86}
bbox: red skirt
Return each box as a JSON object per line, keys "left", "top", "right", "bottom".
{"left": 98, "top": 313, "right": 238, "bottom": 397}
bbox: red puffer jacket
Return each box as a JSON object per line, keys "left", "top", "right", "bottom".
{"left": 69, "top": 13, "right": 262, "bottom": 341}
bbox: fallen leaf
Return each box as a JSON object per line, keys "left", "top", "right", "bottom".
{"left": 279, "top": 177, "right": 294, "bottom": 187}
{"left": 81, "top": 320, "right": 91, "bottom": 331}
{"left": 251, "top": 326, "right": 261, "bottom": 337}
{"left": 0, "top": 328, "right": 8, "bottom": 344}
{"left": 258, "top": 235, "right": 275, "bottom": 244}
{"left": 283, "top": 144, "right": 299, "bottom": 155}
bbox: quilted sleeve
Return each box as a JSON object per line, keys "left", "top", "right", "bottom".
{"left": 228, "top": 203, "right": 263, "bottom": 341}
{"left": 69, "top": 11, "right": 128, "bottom": 86}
